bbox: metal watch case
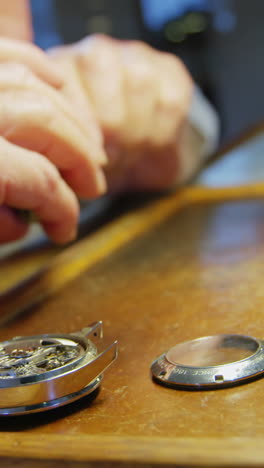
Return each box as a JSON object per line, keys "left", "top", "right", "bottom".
{"left": 0, "top": 321, "right": 117, "bottom": 415}
{"left": 151, "top": 334, "right": 264, "bottom": 389}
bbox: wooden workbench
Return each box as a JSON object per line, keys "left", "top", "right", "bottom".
{"left": 0, "top": 126, "right": 264, "bottom": 467}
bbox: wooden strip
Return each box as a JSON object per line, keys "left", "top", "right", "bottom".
{"left": 2, "top": 183, "right": 264, "bottom": 323}
{"left": 0, "top": 434, "right": 264, "bottom": 466}
{"left": 204, "top": 121, "right": 264, "bottom": 168}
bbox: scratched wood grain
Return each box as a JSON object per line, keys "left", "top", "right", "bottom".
{"left": 0, "top": 126, "right": 264, "bottom": 467}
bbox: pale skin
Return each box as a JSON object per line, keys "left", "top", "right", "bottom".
{"left": 0, "top": 1, "right": 193, "bottom": 244}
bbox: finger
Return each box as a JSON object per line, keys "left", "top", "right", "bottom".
{"left": 0, "top": 206, "right": 29, "bottom": 243}
{"left": 151, "top": 51, "right": 193, "bottom": 145}
{"left": 0, "top": 37, "right": 63, "bottom": 87}
{"left": 69, "top": 35, "right": 126, "bottom": 138}
{"left": 0, "top": 137, "right": 80, "bottom": 244}
{"left": 0, "top": 1, "right": 32, "bottom": 41}
{"left": 0, "top": 63, "right": 107, "bottom": 198}
{"left": 48, "top": 52, "right": 103, "bottom": 149}
{"left": 118, "top": 41, "right": 158, "bottom": 144}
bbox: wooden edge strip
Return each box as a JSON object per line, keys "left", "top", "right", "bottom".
{"left": 0, "top": 433, "right": 263, "bottom": 466}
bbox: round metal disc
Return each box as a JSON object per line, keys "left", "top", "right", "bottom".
{"left": 151, "top": 334, "right": 264, "bottom": 389}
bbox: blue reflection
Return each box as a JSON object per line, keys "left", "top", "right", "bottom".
{"left": 140, "top": 0, "right": 210, "bottom": 31}
{"left": 30, "top": 0, "right": 62, "bottom": 49}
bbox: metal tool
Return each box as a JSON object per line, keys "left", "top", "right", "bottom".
{"left": 0, "top": 321, "right": 117, "bottom": 415}
{"left": 151, "top": 334, "right": 264, "bottom": 389}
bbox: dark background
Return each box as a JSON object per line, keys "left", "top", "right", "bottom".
{"left": 31, "top": 0, "right": 264, "bottom": 145}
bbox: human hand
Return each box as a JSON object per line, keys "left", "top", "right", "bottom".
{"left": 0, "top": 38, "right": 107, "bottom": 244}
{"left": 49, "top": 35, "right": 195, "bottom": 192}
{"left": 0, "top": 1, "right": 32, "bottom": 42}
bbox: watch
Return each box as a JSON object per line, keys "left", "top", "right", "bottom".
{"left": 0, "top": 321, "right": 117, "bottom": 415}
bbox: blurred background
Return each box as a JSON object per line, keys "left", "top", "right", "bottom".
{"left": 30, "top": 0, "right": 263, "bottom": 145}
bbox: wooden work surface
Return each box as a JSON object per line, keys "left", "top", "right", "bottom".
{"left": 0, "top": 126, "right": 264, "bottom": 467}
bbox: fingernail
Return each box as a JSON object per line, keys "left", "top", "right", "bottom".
{"left": 98, "top": 150, "right": 108, "bottom": 166}
{"left": 95, "top": 168, "right": 107, "bottom": 194}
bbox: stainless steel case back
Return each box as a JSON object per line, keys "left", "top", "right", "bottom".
{"left": 151, "top": 334, "right": 264, "bottom": 389}
{"left": 0, "top": 322, "right": 117, "bottom": 415}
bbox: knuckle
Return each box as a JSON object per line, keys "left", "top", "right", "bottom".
{"left": 0, "top": 89, "right": 55, "bottom": 136}
{"left": 77, "top": 34, "right": 115, "bottom": 56}
{"left": 124, "top": 39, "right": 152, "bottom": 53}
{"left": 157, "top": 68, "right": 193, "bottom": 111}
{"left": 0, "top": 62, "right": 32, "bottom": 87}
{"left": 160, "top": 52, "right": 193, "bottom": 84}
{"left": 123, "top": 57, "right": 152, "bottom": 89}
{"left": 127, "top": 68, "right": 151, "bottom": 89}
{"left": 40, "top": 159, "right": 61, "bottom": 196}
{"left": 89, "top": 33, "right": 111, "bottom": 43}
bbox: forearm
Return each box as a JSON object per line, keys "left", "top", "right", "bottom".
{"left": 0, "top": 0, "right": 32, "bottom": 41}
